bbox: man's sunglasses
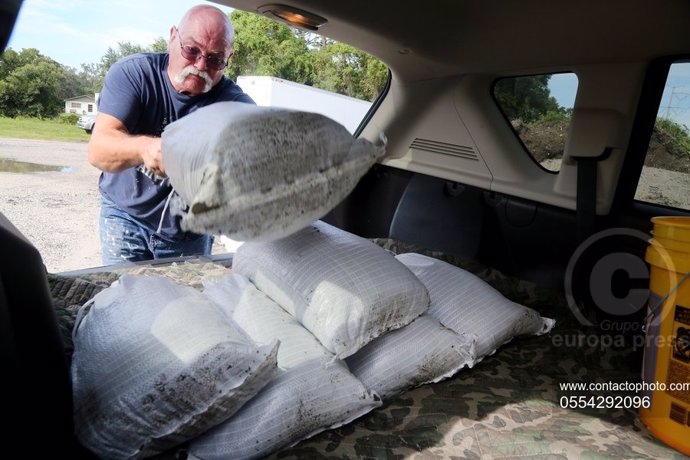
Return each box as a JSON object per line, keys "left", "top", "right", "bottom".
{"left": 176, "top": 28, "right": 229, "bottom": 71}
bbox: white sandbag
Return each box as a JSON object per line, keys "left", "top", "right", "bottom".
{"left": 189, "top": 358, "right": 381, "bottom": 460}
{"left": 162, "top": 101, "right": 386, "bottom": 242}
{"left": 232, "top": 220, "right": 430, "bottom": 359}
{"left": 71, "top": 275, "right": 279, "bottom": 459}
{"left": 345, "top": 315, "right": 475, "bottom": 399}
{"left": 395, "top": 253, "right": 556, "bottom": 363}
{"left": 203, "top": 273, "right": 332, "bottom": 369}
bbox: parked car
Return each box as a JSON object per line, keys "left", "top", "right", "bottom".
{"left": 76, "top": 114, "right": 96, "bottom": 134}
{"left": 2, "top": 0, "right": 690, "bottom": 458}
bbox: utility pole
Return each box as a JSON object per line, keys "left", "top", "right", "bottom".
{"left": 662, "top": 85, "right": 690, "bottom": 120}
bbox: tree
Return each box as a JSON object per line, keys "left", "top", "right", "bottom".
{"left": 151, "top": 37, "right": 168, "bottom": 53}
{"left": 98, "top": 42, "right": 148, "bottom": 79}
{"left": 227, "top": 10, "right": 312, "bottom": 83}
{"left": 227, "top": 10, "right": 387, "bottom": 101}
{"left": 493, "top": 75, "right": 562, "bottom": 123}
{"left": 311, "top": 42, "right": 387, "bottom": 101}
{"left": 0, "top": 48, "right": 21, "bottom": 80}
{"left": 77, "top": 63, "right": 102, "bottom": 95}
{"left": 0, "top": 48, "right": 80, "bottom": 117}
{"left": 0, "top": 13, "right": 390, "bottom": 117}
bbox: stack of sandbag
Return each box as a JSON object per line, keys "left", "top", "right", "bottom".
{"left": 191, "top": 274, "right": 382, "bottom": 459}
{"left": 224, "top": 222, "right": 555, "bottom": 422}
{"left": 70, "top": 223, "right": 557, "bottom": 460}
{"left": 161, "top": 102, "right": 386, "bottom": 242}
{"left": 187, "top": 221, "right": 483, "bottom": 459}
{"left": 70, "top": 275, "right": 279, "bottom": 459}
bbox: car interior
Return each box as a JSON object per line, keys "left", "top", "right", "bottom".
{"left": 1, "top": 0, "right": 690, "bottom": 457}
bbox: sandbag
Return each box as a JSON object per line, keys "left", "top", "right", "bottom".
{"left": 203, "top": 273, "right": 332, "bottom": 369}
{"left": 162, "top": 102, "right": 386, "bottom": 242}
{"left": 345, "top": 315, "right": 475, "bottom": 399}
{"left": 189, "top": 358, "right": 381, "bottom": 460}
{"left": 71, "top": 275, "right": 279, "bottom": 459}
{"left": 396, "top": 253, "right": 556, "bottom": 364}
{"left": 232, "top": 220, "right": 430, "bottom": 358}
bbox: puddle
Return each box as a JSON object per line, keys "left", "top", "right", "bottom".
{"left": 0, "top": 158, "right": 73, "bottom": 173}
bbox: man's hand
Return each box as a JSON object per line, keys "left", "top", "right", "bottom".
{"left": 88, "top": 113, "right": 165, "bottom": 175}
{"left": 141, "top": 137, "right": 166, "bottom": 177}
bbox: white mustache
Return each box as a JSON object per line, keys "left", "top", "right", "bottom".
{"left": 174, "top": 66, "right": 213, "bottom": 93}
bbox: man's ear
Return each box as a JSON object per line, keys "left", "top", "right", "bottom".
{"left": 167, "top": 26, "right": 177, "bottom": 53}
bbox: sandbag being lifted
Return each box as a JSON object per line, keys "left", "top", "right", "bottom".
{"left": 162, "top": 102, "right": 386, "bottom": 242}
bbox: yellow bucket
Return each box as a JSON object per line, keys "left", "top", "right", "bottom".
{"left": 640, "top": 216, "right": 690, "bottom": 456}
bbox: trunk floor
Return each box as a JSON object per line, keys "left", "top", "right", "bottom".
{"left": 49, "top": 240, "right": 688, "bottom": 460}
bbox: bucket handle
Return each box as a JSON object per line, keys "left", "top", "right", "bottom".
{"left": 643, "top": 271, "right": 690, "bottom": 331}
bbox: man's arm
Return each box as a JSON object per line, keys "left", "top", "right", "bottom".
{"left": 87, "top": 113, "right": 165, "bottom": 176}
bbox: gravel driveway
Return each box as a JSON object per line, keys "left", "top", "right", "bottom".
{"left": 0, "top": 138, "right": 102, "bottom": 272}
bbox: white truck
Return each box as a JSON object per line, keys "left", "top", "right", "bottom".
{"left": 236, "top": 76, "right": 373, "bottom": 133}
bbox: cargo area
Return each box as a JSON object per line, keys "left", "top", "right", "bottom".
{"left": 42, "top": 236, "right": 685, "bottom": 459}
{"left": 40, "top": 239, "right": 685, "bottom": 459}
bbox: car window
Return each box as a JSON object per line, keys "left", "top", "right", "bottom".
{"left": 225, "top": 10, "right": 388, "bottom": 134}
{"left": 634, "top": 61, "right": 690, "bottom": 211}
{"left": 493, "top": 72, "right": 578, "bottom": 172}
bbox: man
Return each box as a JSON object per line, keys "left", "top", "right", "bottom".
{"left": 88, "top": 4, "right": 254, "bottom": 265}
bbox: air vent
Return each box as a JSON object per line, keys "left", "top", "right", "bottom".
{"left": 409, "top": 138, "right": 478, "bottom": 161}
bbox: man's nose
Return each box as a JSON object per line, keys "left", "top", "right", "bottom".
{"left": 194, "top": 55, "right": 209, "bottom": 71}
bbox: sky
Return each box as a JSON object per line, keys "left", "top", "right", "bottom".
{"left": 7, "top": 0, "right": 230, "bottom": 69}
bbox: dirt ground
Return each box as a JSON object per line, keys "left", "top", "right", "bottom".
{"left": 0, "top": 138, "right": 102, "bottom": 272}
{"left": 0, "top": 137, "right": 687, "bottom": 273}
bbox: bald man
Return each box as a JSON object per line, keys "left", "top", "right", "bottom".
{"left": 88, "top": 5, "right": 254, "bottom": 265}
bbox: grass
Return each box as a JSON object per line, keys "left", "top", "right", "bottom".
{"left": 0, "top": 117, "right": 91, "bottom": 142}
{"left": 655, "top": 117, "right": 690, "bottom": 158}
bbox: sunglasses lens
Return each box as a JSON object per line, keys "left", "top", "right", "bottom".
{"left": 207, "top": 57, "right": 225, "bottom": 70}
{"left": 179, "top": 46, "right": 193, "bottom": 60}
{"left": 180, "top": 44, "right": 227, "bottom": 70}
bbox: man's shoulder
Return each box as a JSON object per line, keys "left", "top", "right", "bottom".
{"left": 212, "top": 77, "right": 256, "bottom": 104}
{"left": 113, "top": 52, "right": 168, "bottom": 73}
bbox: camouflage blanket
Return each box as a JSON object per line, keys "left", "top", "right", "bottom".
{"left": 48, "top": 243, "right": 688, "bottom": 459}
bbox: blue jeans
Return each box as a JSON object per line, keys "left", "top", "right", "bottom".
{"left": 99, "top": 196, "right": 213, "bottom": 266}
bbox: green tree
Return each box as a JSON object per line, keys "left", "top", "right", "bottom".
{"left": 311, "top": 42, "right": 387, "bottom": 101}
{"left": 0, "top": 48, "right": 79, "bottom": 117}
{"left": 93, "top": 41, "right": 162, "bottom": 91}
{"left": 494, "top": 75, "right": 562, "bottom": 123}
{"left": 227, "top": 10, "right": 387, "bottom": 101}
{"left": 0, "top": 13, "right": 390, "bottom": 118}
{"left": 151, "top": 37, "right": 168, "bottom": 53}
{"left": 77, "top": 62, "right": 101, "bottom": 95}
{"left": 227, "top": 10, "right": 312, "bottom": 83}
{"left": 0, "top": 47, "right": 21, "bottom": 80}
{"left": 98, "top": 42, "right": 148, "bottom": 78}
{"left": 59, "top": 65, "right": 91, "bottom": 101}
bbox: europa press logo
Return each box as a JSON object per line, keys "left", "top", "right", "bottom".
{"left": 564, "top": 228, "right": 655, "bottom": 328}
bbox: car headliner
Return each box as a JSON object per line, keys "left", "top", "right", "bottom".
{"left": 216, "top": 0, "right": 690, "bottom": 81}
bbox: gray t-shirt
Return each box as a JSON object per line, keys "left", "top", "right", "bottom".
{"left": 97, "top": 52, "right": 254, "bottom": 240}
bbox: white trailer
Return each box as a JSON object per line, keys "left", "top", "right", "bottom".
{"left": 236, "top": 76, "right": 372, "bottom": 134}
